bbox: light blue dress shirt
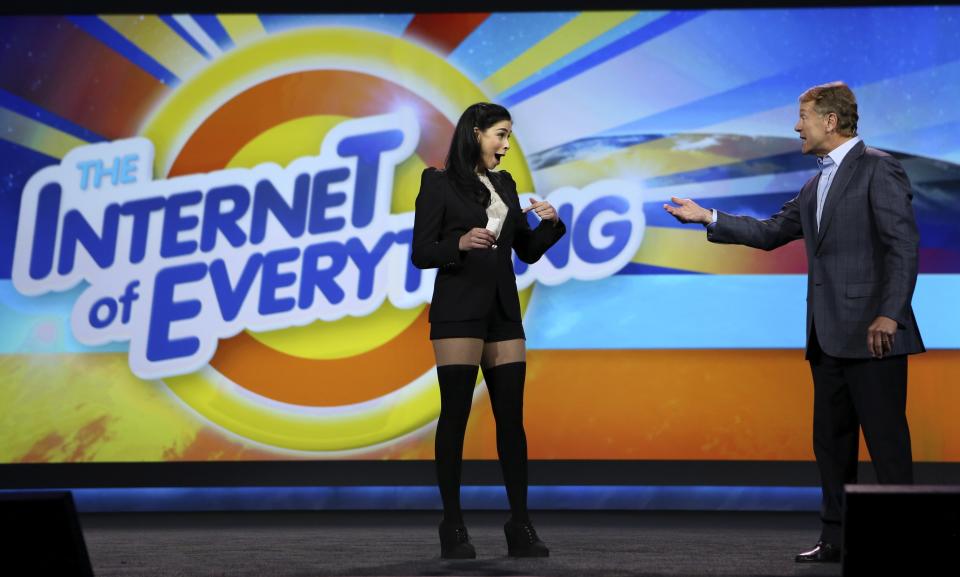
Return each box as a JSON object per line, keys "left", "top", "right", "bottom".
{"left": 815, "top": 136, "right": 861, "bottom": 230}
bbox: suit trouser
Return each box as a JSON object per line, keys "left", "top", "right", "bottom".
{"left": 808, "top": 323, "right": 914, "bottom": 545}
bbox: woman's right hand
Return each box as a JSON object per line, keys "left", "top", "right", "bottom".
{"left": 459, "top": 228, "right": 497, "bottom": 250}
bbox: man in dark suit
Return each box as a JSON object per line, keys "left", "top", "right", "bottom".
{"left": 664, "top": 81, "right": 924, "bottom": 563}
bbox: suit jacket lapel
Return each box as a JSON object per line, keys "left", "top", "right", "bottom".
{"left": 489, "top": 170, "right": 518, "bottom": 216}
{"left": 490, "top": 171, "right": 516, "bottom": 207}
{"left": 805, "top": 173, "right": 820, "bottom": 236}
{"left": 816, "top": 140, "right": 865, "bottom": 248}
{"left": 449, "top": 173, "right": 489, "bottom": 225}
{"left": 490, "top": 171, "right": 522, "bottom": 243}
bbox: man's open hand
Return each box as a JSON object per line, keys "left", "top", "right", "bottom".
{"left": 663, "top": 197, "right": 713, "bottom": 225}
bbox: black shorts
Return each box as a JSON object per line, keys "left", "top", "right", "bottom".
{"left": 429, "top": 291, "right": 526, "bottom": 342}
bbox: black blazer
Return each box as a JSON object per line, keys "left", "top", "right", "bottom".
{"left": 411, "top": 168, "right": 566, "bottom": 323}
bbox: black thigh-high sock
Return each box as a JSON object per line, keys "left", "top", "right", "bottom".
{"left": 482, "top": 361, "right": 529, "bottom": 523}
{"left": 435, "top": 364, "right": 479, "bottom": 526}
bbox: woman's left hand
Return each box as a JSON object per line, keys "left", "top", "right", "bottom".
{"left": 522, "top": 197, "right": 559, "bottom": 222}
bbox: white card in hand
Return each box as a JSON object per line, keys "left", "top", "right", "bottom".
{"left": 485, "top": 217, "right": 501, "bottom": 238}
{"left": 485, "top": 217, "right": 501, "bottom": 248}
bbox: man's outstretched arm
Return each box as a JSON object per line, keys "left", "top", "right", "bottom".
{"left": 664, "top": 195, "right": 804, "bottom": 251}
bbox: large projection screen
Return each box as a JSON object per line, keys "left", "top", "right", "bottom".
{"left": 1, "top": 8, "right": 957, "bottom": 477}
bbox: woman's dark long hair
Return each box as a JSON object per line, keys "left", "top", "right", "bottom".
{"left": 444, "top": 102, "right": 511, "bottom": 207}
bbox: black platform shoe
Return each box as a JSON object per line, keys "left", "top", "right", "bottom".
{"left": 504, "top": 518, "right": 550, "bottom": 557}
{"left": 439, "top": 520, "right": 476, "bottom": 559}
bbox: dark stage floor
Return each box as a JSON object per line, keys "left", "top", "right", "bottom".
{"left": 79, "top": 510, "right": 843, "bottom": 577}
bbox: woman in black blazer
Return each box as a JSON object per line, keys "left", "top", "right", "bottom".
{"left": 412, "top": 103, "right": 566, "bottom": 559}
